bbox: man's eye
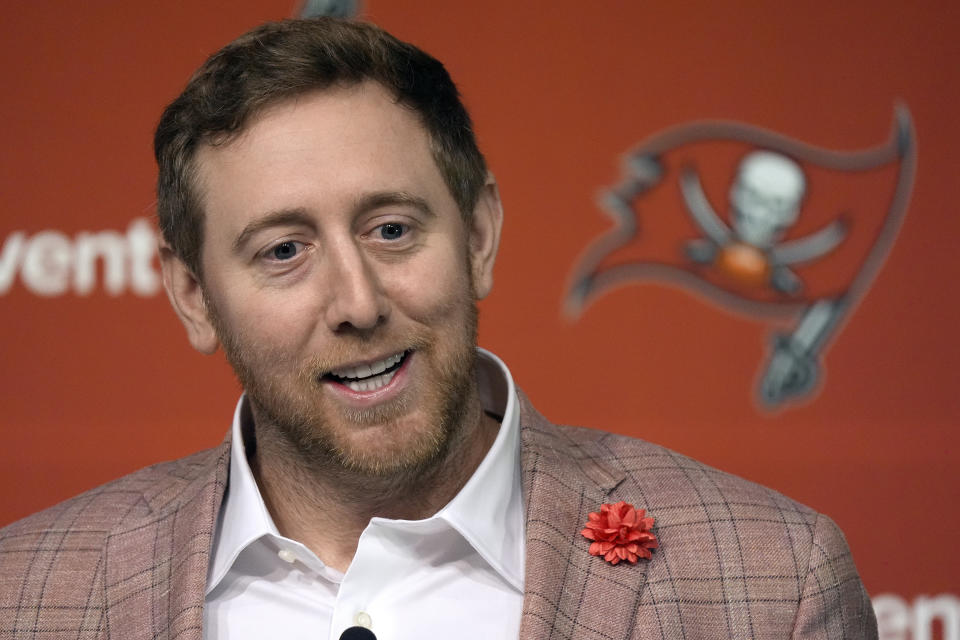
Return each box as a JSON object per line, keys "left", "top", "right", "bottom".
{"left": 270, "top": 241, "right": 301, "bottom": 260}
{"left": 378, "top": 223, "right": 407, "bottom": 240}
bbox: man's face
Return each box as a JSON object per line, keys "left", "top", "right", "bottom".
{"left": 178, "top": 82, "right": 500, "bottom": 475}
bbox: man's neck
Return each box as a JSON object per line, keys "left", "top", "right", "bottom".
{"left": 248, "top": 397, "right": 500, "bottom": 573}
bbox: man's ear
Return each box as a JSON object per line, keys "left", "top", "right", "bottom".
{"left": 159, "top": 245, "right": 219, "bottom": 355}
{"left": 468, "top": 173, "right": 504, "bottom": 300}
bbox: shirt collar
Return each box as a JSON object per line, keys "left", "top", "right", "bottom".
{"left": 432, "top": 348, "right": 524, "bottom": 590}
{"left": 206, "top": 348, "right": 524, "bottom": 595}
{"left": 206, "top": 398, "right": 282, "bottom": 595}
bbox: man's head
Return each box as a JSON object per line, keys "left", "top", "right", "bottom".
{"left": 155, "top": 17, "right": 488, "bottom": 279}
{"left": 157, "top": 19, "right": 503, "bottom": 479}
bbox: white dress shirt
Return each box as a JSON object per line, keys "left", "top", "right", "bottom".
{"left": 204, "top": 349, "right": 525, "bottom": 640}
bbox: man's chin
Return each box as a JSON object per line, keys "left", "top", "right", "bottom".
{"left": 261, "top": 402, "right": 454, "bottom": 478}
{"left": 329, "top": 436, "right": 447, "bottom": 477}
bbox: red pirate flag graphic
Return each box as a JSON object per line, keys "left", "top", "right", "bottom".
{"left": 565, "top": 106, "right": 916, "bottom": 409}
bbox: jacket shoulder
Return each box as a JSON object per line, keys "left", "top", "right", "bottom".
{"left": 548, "top": 421, "right": 820, "bottom": 521}
{"left": 0, "top": 445, "right": 227, "bottom": 636}
{"left": 1, "top": 445, "right": 226, "bottom": 539}
{"left": 533, "top": 422, "right": 875, "bottom": 637}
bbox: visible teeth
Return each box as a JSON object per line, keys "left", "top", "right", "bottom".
{"left": 332, "top": 352, "right": 404, "bottom": 380}
{"left": 371, "top": 353, "right": 400, "bottom": 375}
{"left": 344, "top": 368, "right": 398, "bottom": 392}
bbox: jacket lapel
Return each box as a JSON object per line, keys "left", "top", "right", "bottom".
{"left": 104, "top": 440, "right": 230, "bottom": 640}
{"left": 517, "top": 392, "right": 649, "bottom": 640}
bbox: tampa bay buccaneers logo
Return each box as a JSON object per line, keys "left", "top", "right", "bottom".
{"left": 298, "top": 0, "right": 360, "bottom": 19}
{"left": 565, "top": 106, "right": 916, "bottom": 410}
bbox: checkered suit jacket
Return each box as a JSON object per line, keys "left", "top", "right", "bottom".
{"left": 0, "top": 392, "right": 876, "bottom": 638}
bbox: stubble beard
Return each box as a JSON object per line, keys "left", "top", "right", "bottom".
{"left": 206, "top": 293, "right": 481, "bottom": 487}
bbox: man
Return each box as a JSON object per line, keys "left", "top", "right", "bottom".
{"left": 0, "top": 17, "right": 877, "bottom": 640}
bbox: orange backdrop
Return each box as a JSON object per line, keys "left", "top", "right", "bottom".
{"left": 2, "top": 2, "right": 957, "bottom": 637}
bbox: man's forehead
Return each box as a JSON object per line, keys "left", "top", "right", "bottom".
{"left": 198, "top": 81, "right": 411, "bottom": 155}
{"left": 195, "top": 83, "right": 430, "bottom": 188}
{"left": 190, "top": 80, "right": 458, "bottom": 250}
{"left": 194, "top": 82, "right": 435, "bottom": 185}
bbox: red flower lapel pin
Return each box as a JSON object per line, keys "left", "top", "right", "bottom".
{"left": 581, "top": 500, "right": 658, "bottom": 565}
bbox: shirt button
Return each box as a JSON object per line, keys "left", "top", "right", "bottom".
{"left": 355, "top": 611, "right": 372, "bottom": 628}
{"left": 277, "top": 548, "right": 297, "bottom": 563}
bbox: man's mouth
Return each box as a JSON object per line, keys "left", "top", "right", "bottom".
{"left": 324, "top": 350, "right": 410, "bottom": 392}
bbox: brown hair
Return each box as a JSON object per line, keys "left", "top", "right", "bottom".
{"left": 154, "top": 17, "right": 487, "bottom": 277}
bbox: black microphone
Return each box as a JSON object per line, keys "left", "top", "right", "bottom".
{"left": 339, "top": 626, "right": 377, "bottom": 640}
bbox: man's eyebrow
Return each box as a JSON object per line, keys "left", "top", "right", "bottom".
{"left": 354, "top": 191, "right": 435, "bottom": 218}
{"left": 232, "top": 208, "right": 315, "bottom": 253}
{"left": 231, "top": 193, "right": 434, "bottom": 252}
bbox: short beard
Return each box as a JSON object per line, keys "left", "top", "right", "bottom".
{"left": 205, "top": 289, "right": 480, "bottom": 486}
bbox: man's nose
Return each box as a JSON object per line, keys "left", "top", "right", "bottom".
{"left": 323, "top": 242, "right": 389, "bottom": 332}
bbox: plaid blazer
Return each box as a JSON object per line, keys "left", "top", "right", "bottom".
{"left": 0, "top": 392, "right": 877, "bottom": 639}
